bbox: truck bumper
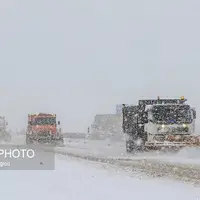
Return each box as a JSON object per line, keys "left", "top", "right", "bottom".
{"left": 145, "top": 142, "right": 200, "bottom": 148}
{"left": 27, "top": 135, "right": 63, "bottom": 141}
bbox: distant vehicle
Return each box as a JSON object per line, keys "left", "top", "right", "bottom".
{"left": 26, "top": 113, "right": 64, "bottom": 145}
{"left": 122, "top": 96, "right": 199, "bottom": 153}
{"left": 90, "top": 114, "right": 122, "bottom": 140}
{"left": 0, "top": 116, "right": 11, "bottom": 142}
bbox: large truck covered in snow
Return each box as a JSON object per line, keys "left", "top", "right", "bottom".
{"left": 122, "top": 97, "right": 199, "bottom": 153}
{"left": 0, "top": 116, "right": 11, "bottom": 142}
{"left": 91, "top": 114, "right": 122, "bottom": 140}
{"left": 26, "top": 113, "right": 64, "bottom": 145}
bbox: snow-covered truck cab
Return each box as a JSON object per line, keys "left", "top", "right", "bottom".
{"left": 0, "top": 116, "right": 11, "bottom": 142}
{"left": 144, "top": 98, "right": 196, "bottom": 148}
{"left": 122, "top": 97, "right": 198, "bottom": 153}
{"left": 26, "top": 113, "right": 64, "bottom": 145}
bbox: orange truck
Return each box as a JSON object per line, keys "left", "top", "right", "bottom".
{"left": 26, "top": 113, "right": 64, "bottom": 145}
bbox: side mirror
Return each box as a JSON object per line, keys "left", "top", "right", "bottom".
{"left": 192, "top": 109, "right": 196, "bottom": 119}
{"left": 143, "top": 112, "right": 148, "bottom": 123}
{"left": 58, "top": 121, "right": 60, "bottom": 125}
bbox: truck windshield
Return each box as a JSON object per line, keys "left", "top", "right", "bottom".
{"left": 151, "top": 105, "right": 192, "bottom": 124}
{"left": 30, "top": 117, "right": 56, "bottom": 125}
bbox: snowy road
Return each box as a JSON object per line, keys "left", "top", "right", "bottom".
{"left": 9, "top": 135, "right": 200, "bottom": 183}
{"left": 12, "top": 136, "right": 200, "bottom": 164}
{"left": 62, "top": 138, "right": 200, "bottom": 165}
{"left": 1, "top": 154, "right": 200, "bottom": 200}
{"left": 10, "top": 135, "right": 200, "bottom": 166}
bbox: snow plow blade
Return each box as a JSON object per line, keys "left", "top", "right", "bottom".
{"left": 145, "top": 135, "right": 200, "bottom": 150}
{"left": 26, "top": 136, "right": 64, "bottom": 146}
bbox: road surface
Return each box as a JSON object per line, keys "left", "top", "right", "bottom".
{"left": 1, "top": 153, "right": 200, "bottom": 200}
{"left": 8, "top": 135, "right": 200, "bottom": 183}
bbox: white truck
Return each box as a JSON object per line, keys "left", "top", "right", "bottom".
{"left": 91, "top": 114, "right": 122, "bottom": 140}
{"left": 122, "top": 97, "right": 199, "bottom": 153}
{"left": 0, "top": 116, "right": 11, "bottom": 142}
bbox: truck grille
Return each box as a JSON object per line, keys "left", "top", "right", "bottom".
{"left": 154, "top": 135, "right": 165, "bottom": 142}
{"left": 171, "top": 127, "right": 188, "bottom": 133}
{"left": 36, "top": 132, "right": 50, "bottom": 136}
{"left": 153, "top": 134, "right": 195, "bottom": 142}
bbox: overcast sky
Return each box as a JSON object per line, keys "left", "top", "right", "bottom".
{"left": 0, "top": 0, "right": 200, "bottom": 132}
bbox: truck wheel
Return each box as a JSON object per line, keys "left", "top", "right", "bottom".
{"left": 26, "top": 136, "right": 33, "bottom": 144}
{"left": 54, "top": 138, "right": 64, "bottom": 146}
{"left": 126, "top": 141, "right": 134, "bottom": 153}
{"left": 126, "top": 147, "right": 132, "bottom": 153}
{"left": 59, "top": 138, "right": 64, "bottom": 145}
{"left": 126, "top": 138, "right": 145, "bottom": 153}
{"left": 133, "top": 137, "right": 145, "bottom": 153}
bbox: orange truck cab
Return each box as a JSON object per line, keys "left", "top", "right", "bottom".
{"left": 26, "top": 113, "right": 64, "bottom": 145}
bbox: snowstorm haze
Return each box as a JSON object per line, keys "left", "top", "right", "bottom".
{"left": 0, "top": 0, "right": 199, "bottom": 132}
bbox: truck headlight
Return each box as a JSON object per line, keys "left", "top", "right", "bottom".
{"left": 182, "top": 124, "right": 188, "bottom": 128}
{"left": 157, "top": 126, "right": 170, "bottom": 133}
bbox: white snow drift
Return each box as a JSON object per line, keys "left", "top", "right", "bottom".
{"left": 0, "top": 154, "right": 200, "bottom": 200}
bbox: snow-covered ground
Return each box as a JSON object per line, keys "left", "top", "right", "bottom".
{"left": 9, "top": 135, "right": 200, "bottom": 183}
{"left": 9, "top": 135, "right": 200, "bottom": 165}
{"left": 1, "top": 154, "right": 200, "bottom": 200}
{"left": 63, "top": 138, "right": 200, "bottom": 164}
